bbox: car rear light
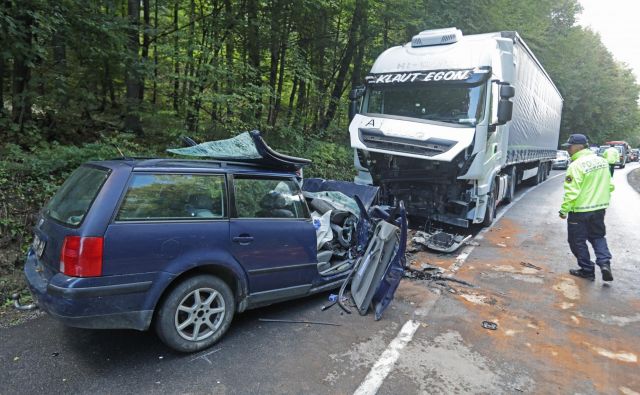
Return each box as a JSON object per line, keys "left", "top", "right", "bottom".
{"left": 60, "top": 236, "right": 103, "bottom": 277}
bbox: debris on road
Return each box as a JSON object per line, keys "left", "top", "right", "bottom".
{"left": 411, "top": 230, "right": 472, "bottom": 253}
{"left": 258, "top": 318, "right": 342, "bottom": 327}
{"left": 481, "top": 321, "right": 498, "bottom": 330}
{"left": 520, "top": 261, "right": 542, "bottom": 271}
{"left": 404, "top": 266, "right": 474, "bottom": 288}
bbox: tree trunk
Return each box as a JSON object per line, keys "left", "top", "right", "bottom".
{"left": 181, "top": 0, "right": 196, "bottom": 113}
{"left": 351, "top": 5, "right": 368, "bottom": 90}
{"left": 52, "top": 28, "right": 68, "bottom": 106}
{"left": 246, "top": 0, "right": 261, "bottom": 121}
{"left": 172, "top": 0, "right": 180, "bottom": 112}
{"left": 139, "top": 0, "right": 150, "bottom": 101}
{"left": 272, "top": 15, "right": 290, "bottom": 127}
{"left": 266, "top": 1, "right": 281, "bottom": 126}
{"left": 224, "top": 0, "right": 233, "bottom": 118}
{"left": 0, "top": 54, "right": 5, "bottom": 114}
{"left": 11, "top": 9, "right": 34, "bottom": 128}
{"left": 286, "top": 76, "right": 298, "bottom": 123}
{"left": 124, "top": 0, "right": 143, "bottom": 134}
{"left": 293, "top": 79, "right": 306, "bottom": 128}
{"left": 152, "top": 0, "right": 158, "bottom": 106}
{"left": 321, "top": 0, "right": 367, "bottom": 130}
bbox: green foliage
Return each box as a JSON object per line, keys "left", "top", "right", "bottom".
{"left": 0, "top": 134, "right": 148, "bottom": 245}
{"left": 1, "top": 0, "right": 640, "bottom": 285}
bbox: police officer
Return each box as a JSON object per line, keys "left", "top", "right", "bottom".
{"left": 559, "top": 134, "right": 614, "bottom": 281}
{"left": 603, "top": 145, "right": 619, "bottom": 176}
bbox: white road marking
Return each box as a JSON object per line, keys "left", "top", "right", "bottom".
{"left": 353, "top": 320, "right": 421, "bottom": 395}
{"left": 354, "top": 171, "right": 567, "bottom": 395}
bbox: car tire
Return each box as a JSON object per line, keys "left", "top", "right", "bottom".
{"left": 155, "top": 274, "right": 235, "bottom": 353}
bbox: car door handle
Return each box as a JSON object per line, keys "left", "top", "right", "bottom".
{"left": 233, "top": 235, "right": 254, "bottom": 245}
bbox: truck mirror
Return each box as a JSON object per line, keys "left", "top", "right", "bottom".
{"left": 497, "top": 99, "right": 513, "bottom": 125}
{"left": 349, "top": 86, "right": 365, "bottom": 100}
{"left": 348, "top": 86, "right": 366, "bottom": 121}
{"left": 500, "top": 84, "right": 515, "bottom": 99}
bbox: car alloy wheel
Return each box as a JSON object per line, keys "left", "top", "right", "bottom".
{"left": 174, "top": 287, "right": 226, "bottom": 341}
{"left": 155, "top": 274, "right": 234, "bottom": 352}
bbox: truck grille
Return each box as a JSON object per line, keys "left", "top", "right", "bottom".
{"left": 359, "top": 128, "right": 455, "bottom": 156}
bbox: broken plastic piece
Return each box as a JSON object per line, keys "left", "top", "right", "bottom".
{"left": 481, "top": 321, "right": 498, "bottom": 330}
{"left": 412, "top": 230, "right": 472, "bottom": 253}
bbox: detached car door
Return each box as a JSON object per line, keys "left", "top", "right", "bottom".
{"left": 229, "top": 175, "right": 317, "bottom": 304}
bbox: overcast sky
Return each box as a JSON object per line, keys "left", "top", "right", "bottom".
{"left": 578, "top": 0, "right": 640, "bottom": 82}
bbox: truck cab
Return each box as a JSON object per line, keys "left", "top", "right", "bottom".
{"left": 349, "top": 28, "right": 562, "bottom": 229}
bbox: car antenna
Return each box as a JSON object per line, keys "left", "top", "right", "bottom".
{"left": 100, "top": 132, "right": 131, "bottom": 160}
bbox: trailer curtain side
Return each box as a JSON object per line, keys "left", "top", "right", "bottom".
{"left": 507, "top": 36, "right": 563, "bottom": 165}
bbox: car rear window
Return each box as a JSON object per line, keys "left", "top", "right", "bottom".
{"left": 45, "top": 166, "right": 109, "bottom": 227}
{"left": 116, "top": 173, "right": 226, "bottom": 221}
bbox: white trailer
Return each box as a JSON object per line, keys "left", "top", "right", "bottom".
{"left": 348, "top": 28, "right": 563, "bottom": 231}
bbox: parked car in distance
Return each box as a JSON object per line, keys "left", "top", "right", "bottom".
{"left": 606, "top": 140, "right": 632, "bottom": 163}
{"left": 598, "top": 145, "right": 627, "bottom": 168}
{"left": 24, "top": 132, "right": 407, "bottom": 353}
{"left": 552, "top": 150, "right": 570, "bottom": 170}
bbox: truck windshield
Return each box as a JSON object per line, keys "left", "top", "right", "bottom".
{"left": 364, "top": 83, "right": 486, "bottom": 126}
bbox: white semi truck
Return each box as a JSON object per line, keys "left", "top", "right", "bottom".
{"left": 348, "top": 28, "right": 563, "bottom": 238}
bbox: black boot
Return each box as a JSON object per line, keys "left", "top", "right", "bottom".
{"left": 600, "top": 263, "right": 613, "bottom": 282}
{"left": 569, "top": 268, "right": 595, "bottom": 281}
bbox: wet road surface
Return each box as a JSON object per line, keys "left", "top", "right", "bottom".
{"left": 381, "top": 163, "right": 640, "bottom": 394}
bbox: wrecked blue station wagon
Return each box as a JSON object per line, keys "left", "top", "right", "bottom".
{"left": 24, "top": 131, "right": 407, "bottom": 352}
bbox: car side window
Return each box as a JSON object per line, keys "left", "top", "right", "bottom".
{"left": 233, "top": 176, "right": 308, "bottom": 219}
{"left": 116, "top": 173, "right": 226, "bottom": 221}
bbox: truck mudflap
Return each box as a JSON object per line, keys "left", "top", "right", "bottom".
{"left": 350, "top": 201, "right": 407, "bottom": 320}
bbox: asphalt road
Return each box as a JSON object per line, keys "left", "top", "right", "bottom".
{"left": 2, "top": 163, "right": 639, "bottom": 394}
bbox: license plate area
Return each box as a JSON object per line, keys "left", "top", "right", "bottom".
{"left": 33, "top": 234, "right": 46, "bottom": 258}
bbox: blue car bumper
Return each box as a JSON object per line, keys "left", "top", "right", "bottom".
{"left": 24, "top": 249, "right": 159, "bottom": 331}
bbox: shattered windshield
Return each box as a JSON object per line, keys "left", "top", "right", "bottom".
{"left": 364, "top": 82, "right": 487, "bottom": 126}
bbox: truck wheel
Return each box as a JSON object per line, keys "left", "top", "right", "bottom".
{"left": 155, "top": 275, "right": 235, "bottom": 353}
{"left": 482, "top": 184, "right": 496, "bottom": 227}
{"left": 541, "top": 163, "right": 549, "bottom": 181}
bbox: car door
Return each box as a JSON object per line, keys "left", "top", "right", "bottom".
{"left": 104, "top": 172, "right": 229, "bottom": 276}
{"left": 229, "top": 174, "right": 317, "bottom": 302}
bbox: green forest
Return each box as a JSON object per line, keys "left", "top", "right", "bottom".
{"left": 1, "top": 0, "right": 640, "bottom": 298}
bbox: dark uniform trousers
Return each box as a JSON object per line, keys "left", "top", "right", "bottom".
{"left": 567, "top": 209, "right": 612, "bottom": 272}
